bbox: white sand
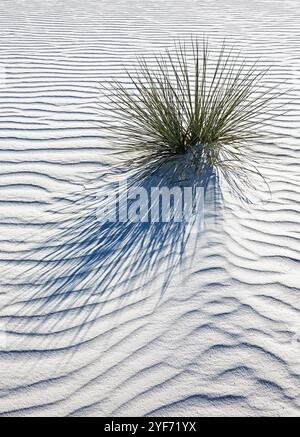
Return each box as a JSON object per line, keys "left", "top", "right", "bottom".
{"left": 0, "top": 0, "right": 300, "bottom": 417}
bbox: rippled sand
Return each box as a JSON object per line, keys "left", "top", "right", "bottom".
{"left": 0, "top": 0, "right": 299, "bottom": 417}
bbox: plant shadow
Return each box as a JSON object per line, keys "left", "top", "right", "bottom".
{"left": 3, "top": 157, "right": 221, "bottom": 355}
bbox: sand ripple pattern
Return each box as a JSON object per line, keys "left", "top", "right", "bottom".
{"left": 0, "top": 0, "right": 300, "bottom": 416}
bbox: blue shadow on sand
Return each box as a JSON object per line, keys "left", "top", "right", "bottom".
{"left": 2, "top": 159, "right": 220, "bottom": 356}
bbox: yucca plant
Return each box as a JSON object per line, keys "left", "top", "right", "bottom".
{"left": 100, "top": 38, "right": 282, "bottom": 180}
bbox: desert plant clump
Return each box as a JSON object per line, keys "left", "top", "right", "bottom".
{"left": 100, "top": 38, "right": 281, "bottom": 182}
